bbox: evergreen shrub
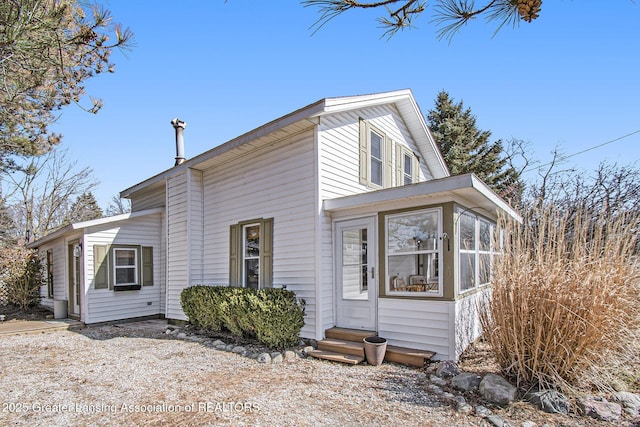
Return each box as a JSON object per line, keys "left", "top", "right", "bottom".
{"left": 181, "top": 285, "right": 305, "bottom": 349}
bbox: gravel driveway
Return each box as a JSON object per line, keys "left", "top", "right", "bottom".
{"left": 0, "top": 323, "right": 478, "bottom": 426}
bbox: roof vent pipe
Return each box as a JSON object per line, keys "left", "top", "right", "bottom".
{"left": 171, "top": 118, "right": 187, "bottom": 166}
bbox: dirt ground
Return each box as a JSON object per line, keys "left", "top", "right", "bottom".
{"left": 0, "top": 306, "right": 638, "bottom": 426}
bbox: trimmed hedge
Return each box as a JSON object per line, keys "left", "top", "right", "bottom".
{"left": 181, "top": 285, "right": 305, "bottom": 349}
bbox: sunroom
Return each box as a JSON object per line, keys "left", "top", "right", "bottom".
{"left": 323, "top": 173, "right": 520, "bottom": 360}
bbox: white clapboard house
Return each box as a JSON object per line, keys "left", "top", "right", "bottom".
{"left": 30, "top": 89, "right": 519, "bottom": 361}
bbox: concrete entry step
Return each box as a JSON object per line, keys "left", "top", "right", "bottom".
{"left": 306, "top": 349, "right": 365, "bottom": 365}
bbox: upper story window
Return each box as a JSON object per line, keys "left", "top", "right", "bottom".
{"left": 396, "top": 143, "right": 419, "bottom": 186}
{"left": 359, "top": 120, "right": 392, "bottom": 189}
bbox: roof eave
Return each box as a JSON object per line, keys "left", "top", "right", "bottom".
{"left": 28, "top": 208, "right": 164, "bottom": 248}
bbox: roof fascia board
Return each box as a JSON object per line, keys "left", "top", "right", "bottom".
{"left": 28, "top": 207, "right": 164, "bottom": 248}
{"left": 324, "top": 173, "right": 521, "bottom": 221}
{"left": 121, "top": 100, "right": 327, "bottom": 198}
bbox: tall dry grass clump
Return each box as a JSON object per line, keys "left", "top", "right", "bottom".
{"left": 480, "top": 206, "right": 640, "bottom": 393}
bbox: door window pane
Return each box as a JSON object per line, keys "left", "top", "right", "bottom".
{"left": 342, "top": 228, "right": 368, "bottom": 300}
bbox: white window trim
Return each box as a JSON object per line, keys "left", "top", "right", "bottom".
{"left": 113, "top": 247, "right": 138, "bottom": 286}
{"left": 242, "top": 223, "right": 260, "bottom": 289}
{"left": 457, "top": 210, "right": 497, "bottom": 295}
{"left": 397, "top": 145, "right": 419, "bottom": 186}
{"left": 385, "top": 207, "right": 443, "bottom": 297}
{"left": 360, "top": 120, "right": 392, "bottom": 189}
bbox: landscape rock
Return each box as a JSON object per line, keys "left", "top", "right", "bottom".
{"left": 256, "top": 353, "right": 272, "bottom": 364}
{"left": 435, "top": 360, "right": 461, "bottom": 378}
{"left": 284, "top": 350, "right": 297, "bottom": 361}
{"left": 225, "top": 344, "right": 234, "bottom": 351}
{"left": 426, "top": 384, "right": 444, "bottom": 395}
{"left": 429, "top": 374, "right": 447, "bottom": 387}
{"left": 456, "top": 402, "right": 473, "bottom": 415}
{"left": 441, "top": 392, "right": 456, "bottom": 401}
{"left": 215, "top": 343, "right": 227, "bottom": 351}
{"left": 578, "top": 396, "right": 622, "bottom": 422}
{"left": 520, "top": 422, "right": 537, "bottom": 427}
{"left": 231, "top": 346, "right": 246, "bottom": 354}
{"left": 474, "top": 405, "right": 492, "bottom": 417}
{"left": 211, "top": 339, "right": 225, "bottom": 347}
{"left": 526, "top": 390, "right": 569, "bottom": 415}
{"left": 611, "top": 391, "right": 640, "bottom": 417}
{"left": 271, "top": 352, "right": 284, "bottom": 364}
{"left": 451, "top": 372, "right": 482, "bottom": 392}
{"left": 485, "top": 414, "right": 509, "bottom": 427}
{"left": 453, "top": 395, "right": 466, "bottom": 405}
{"left": 479, "top": 374, "right": 517, "bottom": 406}
{"left": 176, "top": 332, "right": 187, "bottom": 340}
{"left": 302, "top": 346, "right": 315, "bottom": 355}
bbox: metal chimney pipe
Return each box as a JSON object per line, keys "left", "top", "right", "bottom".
{"left": 171, "top": 118, "right": 187, "bottom": 166}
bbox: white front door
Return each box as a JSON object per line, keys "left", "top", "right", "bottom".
{"left": 68, "top": 242, "right": 81, "bottom": 316}
{"left": 335, "top": 217, "right": 377, "bottom": 330}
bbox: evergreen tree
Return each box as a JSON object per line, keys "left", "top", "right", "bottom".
{"left": 0, "top": 192, "right": 16, "bottom": 245}
{"left": 427, "top": 91, "right": 521, "bottom": 200}
{"left": 67, "top": 192, "right": 103, "bottom": 224}
{"left": 0, "top": 0, "right": 133, "bottom": 172}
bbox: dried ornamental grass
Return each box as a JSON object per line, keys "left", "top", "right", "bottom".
{"left": 480, "top": 207, "right": 640, "bottom": 394}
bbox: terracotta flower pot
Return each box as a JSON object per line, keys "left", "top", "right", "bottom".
{"left": 363, "top": 336, "right": 387, "bottom": 366}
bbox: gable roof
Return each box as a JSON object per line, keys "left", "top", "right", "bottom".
{"left": 121, "top": 89, "right": 449, "bottom": 199}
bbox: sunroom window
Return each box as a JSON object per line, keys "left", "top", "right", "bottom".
{"left": 458, "top": 210, "right": 497, "bottom": 293}
{"left": 386, "top": 209, "right": 442, "bottom": 295}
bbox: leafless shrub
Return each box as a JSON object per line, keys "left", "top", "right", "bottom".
{"left": 481, "top": 206, "right": 640, "bottom": 394}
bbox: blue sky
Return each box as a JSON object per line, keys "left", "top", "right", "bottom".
{"left": 49, "top": 1, "right": 640, "bottom": 209}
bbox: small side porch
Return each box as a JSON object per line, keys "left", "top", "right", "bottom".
{"left": 308, "top": 327, "right": 436, "bottom": 367}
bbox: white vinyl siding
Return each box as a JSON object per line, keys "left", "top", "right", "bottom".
{"left": 200, "top": 128, "right": 318, "bottom": 338}
{"left": 83, "top": 213, "right": 163, "bottom": 324}
{"left": 319, "top": 104, "right": 428, "bottom": 202}
{"left": 38, "top": 240, "right": 71, "bottom": 310}
{"left": 166, "top": 172, "right": 189, "bottom": 320}
{"left": 130, "top": 185, "right": 166, "bottom": 212}
{"left": 378, "top": 298, "right": 454, "bottom": 360}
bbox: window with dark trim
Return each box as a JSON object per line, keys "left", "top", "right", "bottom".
{"left": 386, "top": 208, "right": 442, "bottom": 295}
{"left": 229, "top": 218, "right": 273, "bottom": 289}
{"left": 93, "top": 245, "right": 154, "bottom": 291}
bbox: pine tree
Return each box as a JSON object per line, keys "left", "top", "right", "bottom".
{"left": 427, "top": 91, "right": 521, "bottom": 200}
{"left": 67, "top": 192, "right": 103, "bottom": 224}
{"left": 0, "top": 192, "right": 16, "bottom": 245}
